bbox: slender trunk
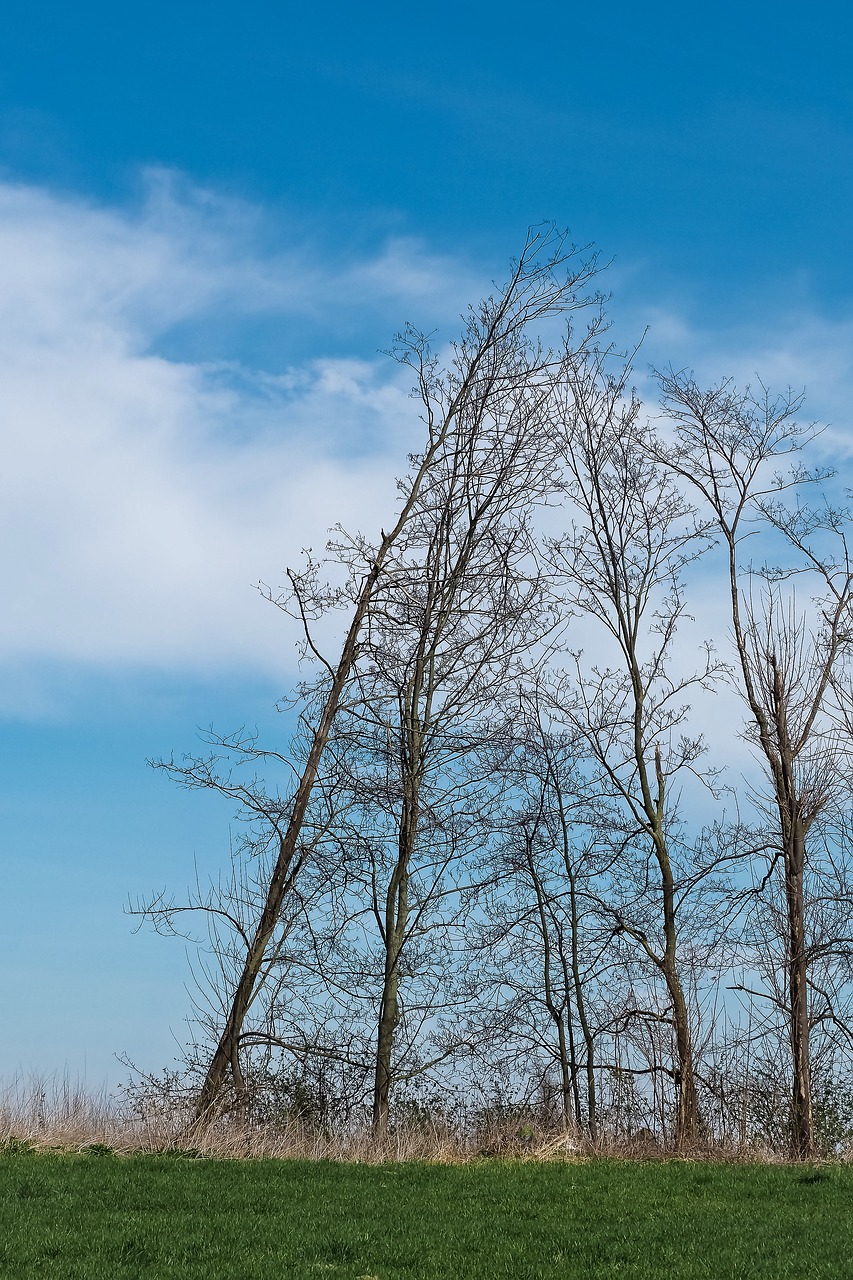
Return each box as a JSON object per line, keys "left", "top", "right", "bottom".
{"left": 664, "top": 958, "right": 700, "bottom": 1149}
{"left": 526, "top": 838, "right": 574, "bottom": 1126}
{"left": 567, "top": 865, "right": 597, "bottom": 1140}
{"left": 786, "top": 821, "right": 813, "bottom": 1158}
{"left": 372, "top": 705, "right": 420, "bottom": 1136}
{"left": 644, "top": 742, "right": 700, "bottom": 1149}
{"left": 559, "top": 939, "right": 583, "bottom": 1129}
{"left": 554, "top": 779, "right": 597, "bottom": 1141}
{"left": 372, "top": 853, "right": 411, "bottom": 1137}
{"left": 657, "top": 802, "right": 699, "bottom": 1148}
{"left": 770, "top": 659, "right": 814, "bottom": 1159}
{"left": 372, "top": 932, "right": 403, "bottom": 1136}
{"left": 555, "top": 1009, "right": 574, "bottom": 1128}
{"left": 727, "top": 552, "right": 816, "bottom": 1159}
{"left": 193, "top": 557, "right": 385, "bottom": 1123}
{"left": 541, "top": 911, "right": 573, "bottom": 1125}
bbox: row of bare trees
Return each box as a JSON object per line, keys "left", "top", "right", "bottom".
{"left": 138, "top": 228, "right": 853, "bottom": 1159}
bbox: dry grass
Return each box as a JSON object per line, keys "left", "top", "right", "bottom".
{"left": 0, "top": 1075, "right": 817, "bottom": 1165}
{"left": 0, "top": 1077, "right": 557, "bottom": 1161}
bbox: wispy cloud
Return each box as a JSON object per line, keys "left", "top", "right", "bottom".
{"left": 631, "top": 302, "right": 853, "bottom": 457}
{"left": 0, "top": 175, "right": 487, "bottom": 710}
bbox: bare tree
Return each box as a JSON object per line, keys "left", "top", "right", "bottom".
{"left": 657, "top": 370, "right": 853, "bottom": 1157}
{"left": 480, "top": 699, "right": 606, "bottom": 1139}
{"left": 135, "top": 235, "right": 853, "bottom": 1157}
{"left": 162, "top": 228, "right": 604, "bottom": 1124}
{"left": 290, "top": 249, "right": 589, "bottom": 1133}
{"left": 546, "top": 352, "right": 721, "bottom": 1148}
{"left": 134, "top": 700, "right": 361, "bottom": 1124}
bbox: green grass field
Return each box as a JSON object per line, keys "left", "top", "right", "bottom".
{"left": 1, "top": 1150, "right": 851, "bottom": 1279}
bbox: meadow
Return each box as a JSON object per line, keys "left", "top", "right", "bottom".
{"left": 1, "top": 1149, "right": 850, "bottom": 1279}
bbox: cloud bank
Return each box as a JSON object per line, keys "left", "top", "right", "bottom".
{"left": 0, "top": 175, "right": 486, "bottom": 706}
{"left": 1, "top": 175, "right": 850, "bottom": 717}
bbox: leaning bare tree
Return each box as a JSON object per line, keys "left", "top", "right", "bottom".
{"left": 323, "top": 377, "right": 561, "bottom": 1136}
{"left": 179, "top": 228, "right": 604, "bottom": 1123}
{"left": 657, "top": 370, "right": 853, "bottom": 1158}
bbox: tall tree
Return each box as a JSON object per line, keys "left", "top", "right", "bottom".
{"left": 180, "top": 228, "right": 604, "bottom": 1123}
{"left": 547, "top": 352, "right": 719, "bottom": 1148}
{"left": 337, "top": 424, "right": 557, "bottom": 1135}
{"left": 289, "top": 234, "right": 595, "bottom": 1132}
{"left": 657, "top": 370, "right": 853, "bottom": 1158}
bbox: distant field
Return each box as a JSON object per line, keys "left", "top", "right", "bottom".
{"left": 1, "top": 1150, "right": 850, "bottom": 1278}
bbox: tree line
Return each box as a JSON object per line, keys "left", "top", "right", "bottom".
{"left": 137, "top": 227, "right": 853, "bottom": 1159}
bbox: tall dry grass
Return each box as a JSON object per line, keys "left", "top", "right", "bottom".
{"left": 0, "top": 1075, "right": 807, "bottom": 1163}
{"left": 0, "top": 1074, "right": 563, "bottom": 1161}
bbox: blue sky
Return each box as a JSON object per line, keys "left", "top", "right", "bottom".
{"left": 1, "top": 0, "right": 851, "bottom": 1086}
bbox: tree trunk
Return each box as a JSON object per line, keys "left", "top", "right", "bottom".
{"left": 554, "top": 780, "right": 597, "bottom": 1141}
{"left": 648, "top": 743, "right": 700, "bottom": 1150}
{"left": 786, "top": 824, "right": 814, "bottom": 1158}
{"left": 372, "top": 939, "right": 402, "bottom": 1137}
{"left": 664, "top": 959, "right": 700, "bottom": 1149}
{"left": 372, "top": 729, "right": 418, "bottom": 1137}
{"left": 193, "top": 426, "right": 448, "bottom": 1125}
{"left": 567, "top": 866, "right": 597, "bottom": 1140}
{"left": 560, "top": 944, "right": 583, "bottom": 1130}
{"left": 659, "top": 853, "right": 700, "bottom": 1149}
{"left": 653, "top": 740, "right": 700, "bottom": 1149}
{"left": 192, "top": 542, "right": 398, "bottom": 1124}
{"left": 525, "top": 835, "right": 576, "bottom": 1128}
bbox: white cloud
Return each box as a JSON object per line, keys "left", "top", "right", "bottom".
{"left": 1, "top": 173, "right": 852, "bottom": 720}
{"left": 0, "top": 175, "right": 487, "bottom": 709}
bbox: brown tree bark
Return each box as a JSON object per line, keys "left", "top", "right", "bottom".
{"left": 372, "top": 751, "right": 418, "bottom": 1136}
{"left": 650, "top": 751, "right": 701, "bottom": 1148}
{"left": 786, "top": 833, "right": 813, "bottom": 1158}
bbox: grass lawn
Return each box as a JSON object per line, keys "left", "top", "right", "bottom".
{"left": 1, "top": 1149, "right": 851, "bottom": 1279}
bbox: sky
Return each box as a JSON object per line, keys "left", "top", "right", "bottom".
{"left": 1, "top": 0, "right": 852, "bottom": 1088}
